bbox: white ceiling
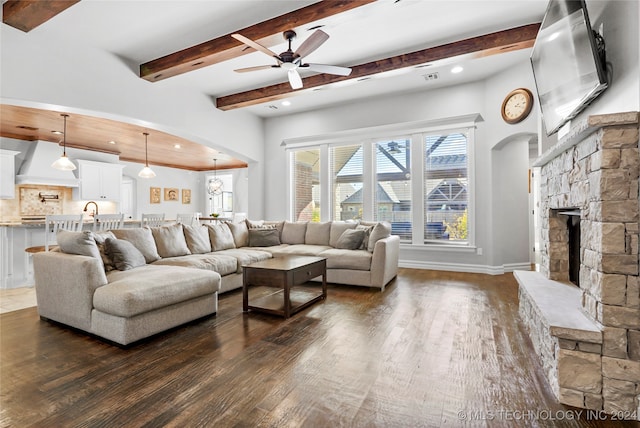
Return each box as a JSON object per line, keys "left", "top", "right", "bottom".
{"left": 10, "top": 0, "right": 549, "bottom": 117}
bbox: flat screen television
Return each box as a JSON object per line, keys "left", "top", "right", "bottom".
{"left": 530, "top": 0, "right": 608, "bottom": 135}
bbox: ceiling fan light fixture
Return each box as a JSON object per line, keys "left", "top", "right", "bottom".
{"left": 138, "top": 132, "right": 156, "bottom": 178}
{"left": 51, "top": 114, "right": 76, "bottom": 171}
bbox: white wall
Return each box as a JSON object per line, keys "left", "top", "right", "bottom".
{"left": 264, "top": 61, "right": 538, "bottom": 272}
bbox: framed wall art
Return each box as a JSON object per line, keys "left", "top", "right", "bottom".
{"left": 164, "top": 187, "right": 179, "bottom": 201}
{"left": 182, "top": 189, "right": 191, "bottom": 204}
{"left": 150, "top": 187, "right": 161, "bottom": 204}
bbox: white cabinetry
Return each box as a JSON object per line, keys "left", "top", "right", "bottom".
{"left": 0, "top": 150, "right": 19, "bottom": 199}
{"left": 76, "top": 160, "right": 124, "bottom": 201}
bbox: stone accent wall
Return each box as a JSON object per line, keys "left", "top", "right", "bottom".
{"left": 535, "top": 112, "right": 640, "bottom": 417}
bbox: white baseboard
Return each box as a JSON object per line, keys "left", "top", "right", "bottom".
{"left": 398, "top": 260, "right": 532, "bottom": 275}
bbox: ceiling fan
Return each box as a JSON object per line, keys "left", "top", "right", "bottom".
{"left": 231, "top": 29, "right": 352, "bottom": 90}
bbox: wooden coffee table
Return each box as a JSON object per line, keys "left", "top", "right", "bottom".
{"left": 242, "top": 255, "right": 327, "bottom": 318}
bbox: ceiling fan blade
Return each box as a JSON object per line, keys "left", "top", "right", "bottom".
{"left": 288, "top": 69, "right": 303, "bottom": 89}
{"left": 231, "top": 33, "right": 280, "bottom": 60}
{"left": 234, "top": 65, "right": 277, "bottom": 73}
{"left": 294, "top": 29, "right": 329, "bottom": 59}
{"left": 304, "top": 63, "right": 352, "bottom": 76}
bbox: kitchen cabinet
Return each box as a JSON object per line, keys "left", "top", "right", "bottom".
{"left": 76, "top": 160, "right": 124, "bottom": 201}
{"left": 0, "top": 150, "right": 19, "bottom": 199}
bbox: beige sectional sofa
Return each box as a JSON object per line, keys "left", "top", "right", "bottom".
{"left": 33, "top": 220, "right": 399, "bottom": 345}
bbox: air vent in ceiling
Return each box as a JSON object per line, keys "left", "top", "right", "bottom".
{"left": 423, "top": 72, "right": 439, "bottom": 81}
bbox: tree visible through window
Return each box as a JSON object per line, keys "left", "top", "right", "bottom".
{"left": 424, "top": 133, "right": 468, "bottom": 243}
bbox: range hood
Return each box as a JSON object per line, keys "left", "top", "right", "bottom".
{"left": 15, "top": 141, "right": 80, "bottom": 187}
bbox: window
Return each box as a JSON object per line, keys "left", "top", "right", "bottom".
{"left": 375, "top": 139, "right": 412, "bottom": 242}
{"left": 331, "top": 144, "right": 363, "bottom": 221}
{"left": 424, "top": 132, "right": 468, "bottom": 244}
{"left": 291, "top": 149, "right": 321, "bottom": 222}
{"left": 285, "top": 115, "right": 478, "bottom": 248}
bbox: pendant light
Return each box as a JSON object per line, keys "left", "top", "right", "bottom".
{"left": 51, "top": 114, "right": 76, "bottom": 171}
{"left": 207, "top": 158, "right": 224, "bottom": 195}
{"left": 138, "top": 132, "right": 156, "bottom": 178}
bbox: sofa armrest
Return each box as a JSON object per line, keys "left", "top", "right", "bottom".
{"left": 370, "top": 235, "right": 400, "bottom": 290}
{"left": 34, "top": 252, "right": 108, "bottom": 332}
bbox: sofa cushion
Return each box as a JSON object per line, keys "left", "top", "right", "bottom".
{"left": 267, "top": 244, "right": 331, "bottom": 257}
{"left": 207, "top": 223, "right": 236, "bottom": 251}
{"left": 248, "top": 228, "right": 281, "bottom": 247}
{"left": 215, "top": 248, "right": 273, "bottom": 273}
{"left": 281, "top": 222, "right": 307, "bottom": 244}
{"left": 112, "top": 227, "right": 161, "bottom": 263}
{"left": 226, "top": 221, "right": 249, "bottom": 248}
{"left": 319, "top": 248, "right": 372, "bottom": 271}
{"left": 305, "top": 222, "right": 331, "bottom": 246}
{"left": 336, "top": 229, "right": 366, "bottom": 250}
{"left": 263, "top": 220, "right": 285, "bottom": 238}
{"left": 105, "top": 237, "right": 147, "bottom": 271}
{"left": 245, "top": 219, "right": 264, "bottom": 228}
{"left": 367, "top": 221, "right": 392, "bottom": 252}
{"left": 97, "top": 265, "right": 220, "bottom": 318}
{"left": 329, "top": 221, "right": 358, "bottom": 247}
{"left": 151, "top": 224, "right": 191, "bottom": 258}
{"left": 151, "top": 254, "right": 238, "bottom": 276}
{"left": 182, "top": 225, "right": 212, "bottom": 254}
{"left": 56, "top": 230, "right": 102, "bottom": 261}
{"left": 93, "top": 231, "right": 117, "bottom": 271}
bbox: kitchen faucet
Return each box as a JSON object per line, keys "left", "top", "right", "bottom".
{"left": 83, "top": 201, "right": 99, "bottom": 218}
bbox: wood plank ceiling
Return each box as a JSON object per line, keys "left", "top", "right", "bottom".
{"left": 0, "top": 105, "right": 246, "bottom": 171}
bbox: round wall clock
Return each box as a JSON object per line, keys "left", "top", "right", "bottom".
{"left": 501, "top": 88, "right": 534, "bottom": 124}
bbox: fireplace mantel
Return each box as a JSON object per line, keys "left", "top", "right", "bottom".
{"left": 533, "top": 111, "right": 639, "bottom": 168}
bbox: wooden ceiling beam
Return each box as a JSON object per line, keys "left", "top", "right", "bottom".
{"left": 2, "top": 0, "right": 80, "bottom": 33}
{"left": 215, "top": 23, "right": 541, "bottom": 111}
{"left": 139, "top": 0, "right": 375, "bottom": 82}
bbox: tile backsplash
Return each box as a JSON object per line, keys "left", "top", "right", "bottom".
{"left": 0, "top": 185, "right": 117, "bottom": 222}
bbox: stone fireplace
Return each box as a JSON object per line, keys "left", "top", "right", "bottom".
{"left": 515, "top": 111, "right": 639, "bottom": 418}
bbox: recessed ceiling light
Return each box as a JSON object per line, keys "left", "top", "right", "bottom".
{"left": 52, "top": 130, "right": 63, "bottom": 135}
{"left": 174, "top": 144, "right": 181, "bottom": 149}
{"left": 451, "top": 66, "right": 464, "bottom": 74}
{"left": 281, "top": 100, "right": 291, "bottom": 106}
{"left": 108, "top": 140, "right": 116, "bottom": 145}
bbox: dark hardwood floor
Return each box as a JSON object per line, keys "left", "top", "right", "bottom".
{"left": 1, "top": 269, "right": 638, "bottom": 427}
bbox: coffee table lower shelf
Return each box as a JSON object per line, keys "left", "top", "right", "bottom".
{"left": 246, "top": 287, "right": 324, "bottom": 317}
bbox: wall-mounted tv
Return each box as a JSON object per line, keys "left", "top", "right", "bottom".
{"left": 530, "top": 0, "right": 608, "bottom": 136}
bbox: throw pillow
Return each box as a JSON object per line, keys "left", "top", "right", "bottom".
{"left": 105, "top": 237, "right": 146, "bottom": 271}
{"left": 248, "top": 229, "right": 281, "bottom": 247}
{"left": 281, "top": 221, "right": 307, "bottom": 244}
{"left": 305, "top": 222, "right": 331, "bottom": 245}
{"left": 367, "top": 221, "right": 392, "bottom": 252}
{"left": 355, "top": 225, "right": 373, "bottom": 250}
{"left": 207, "top": 223, "right": 236, "bottom": 251}
{"left": 335, "top": 229, "right": 365, "bottom": 250}
{"left": 56, "top": 230, "right": 102, "bottom": 262}
{"left": 329, "top": 221, "right": 357, "bottom": 247}
{"left": 226, "top": 221, "right": 249, "bottom": 248}
{"left": 182, "top": 225, "right": 212, "bottom": 254}
{"left": 151, "top": 223, "right": 191, "bottom": 258}
{"left": 112, "top": 227, "right": 161, "bottom": 263}
{"left": 245, "top": 219, "right": 264, "bottom": 229}
{"left": 93, "top": 230, "right": 117, "bottom": 271}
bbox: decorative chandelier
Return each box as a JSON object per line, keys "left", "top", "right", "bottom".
{"left": 51, "top": 114, "right": 77, "bottom": 171}
{"left": 208, "top": 158, "right": 223, "bottom": 195}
